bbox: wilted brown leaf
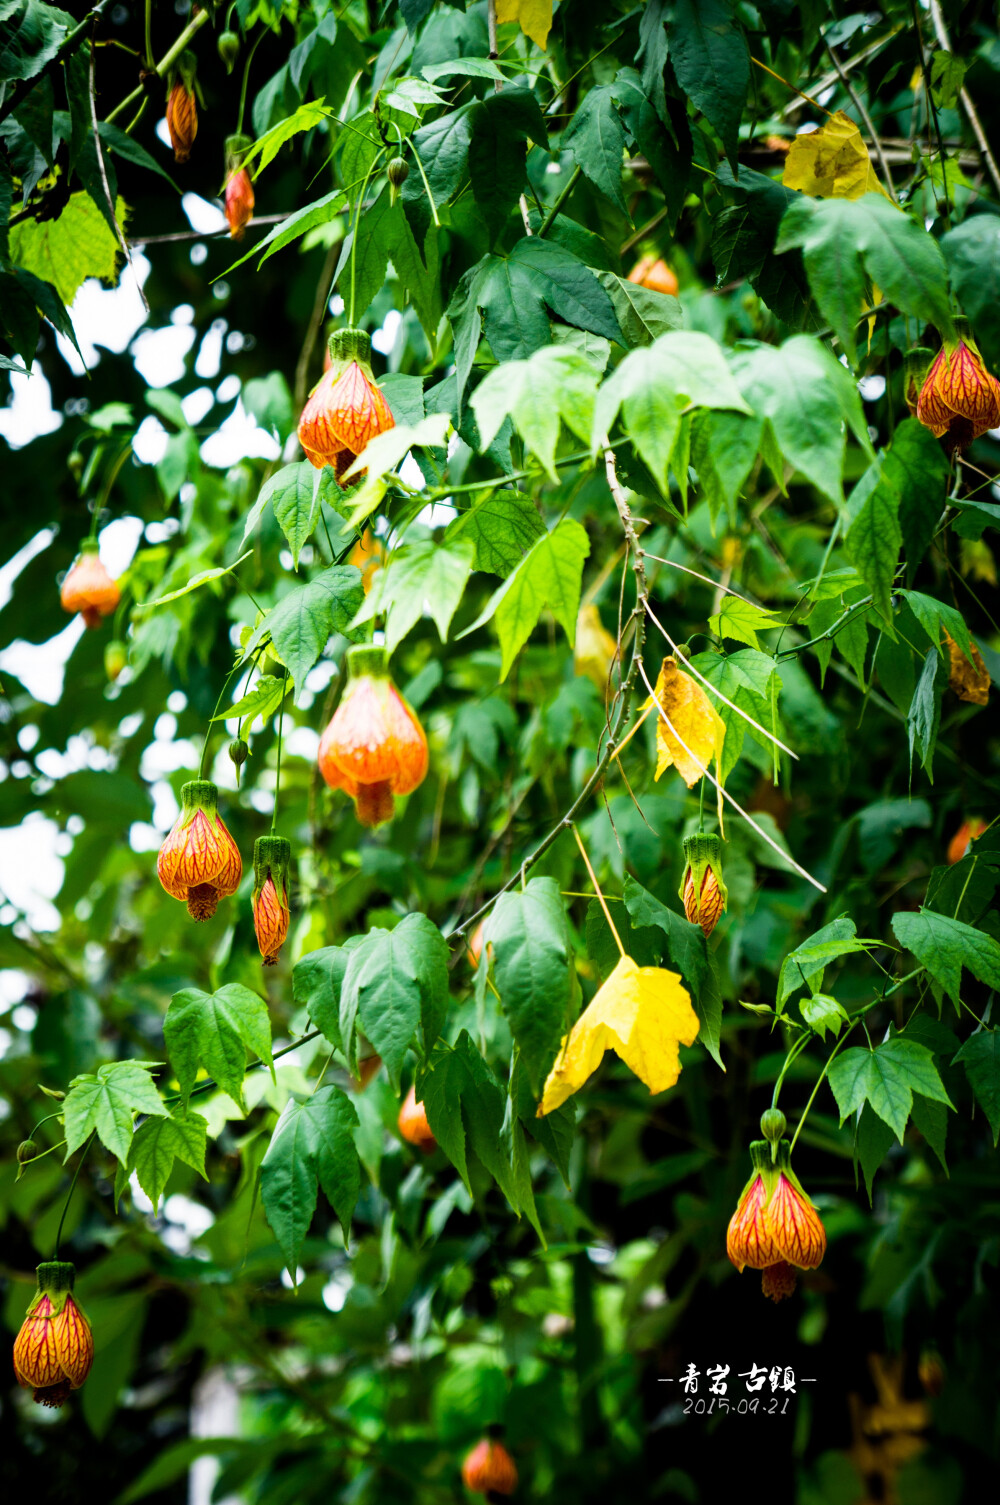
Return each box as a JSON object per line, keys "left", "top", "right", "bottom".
{"left": 945, "top": 631, "right": 990, "bottom": 706}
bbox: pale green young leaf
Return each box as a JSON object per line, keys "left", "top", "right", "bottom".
{"left": 353, "top": 536, "right": 475, "bottom": 650}
{"left": 64, "top": 1061, "right": 169, "bottom": 1164}
{"left": 828, "top": 1037, "right": 953, "bottom": 1141}
{"left": 709, "top": 597, "right": 780, "bottom": 650}
{"left": 470, "top": 345, "right": 598, "bottom": 479}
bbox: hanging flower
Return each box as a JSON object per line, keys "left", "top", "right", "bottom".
{"left": 915, "top": 325, "right": 1000, "bottom": 450}
{"left": 397, "top": 1086, "right": 436, "bottom": 1151}
{"left": 627, "top": 254, "right": 679, "bottom": 296}
{"left": 297, "top": 328, "right": 395, "bottom": 480}
{"left": 461, "top": 1436, "right": 518, "bottom": 1496}
{"left": 165, "top": 54, "right": 198, "bottom": 163}
{"left": 60, "top": 539, "right": 120, "bottom": 629}
{"left": 13, "top": 1262, "right": 93, "bottom": 1408}
{"left": 679, "top": 832, "right": 728, "bottom": 938}
{"left": 318, "top": 645, "right": 428, "bottom": 827}
{"left": 252, "top": 835, "right": 291, "bottom": 966}
{"left": 156, "top": 779, "right": 242, "bottom": 920}
{"left": 727, "top": 1138, "right": 827, "bottom": 1302}
{"left": 573, "top": 603, "right": 619, "bottom": 691}
{"left": 223, "top": 134, "right": 255, "bottom": 239}
{"left": 946, "top": 816, "right": 988, "bottom": 865}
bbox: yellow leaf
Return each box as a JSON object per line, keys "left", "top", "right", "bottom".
{"left": 944, "top": 631, "right": 990, "bottom": 706}
{"left": 573, "top": 603, "right": 618, "bottom": 690}
{"left": 538, "top": 954, "right": 699, "bottom": 1115}
{"left": 496, "top": 0, "right": 553, "bottom": 51}
{"left": 9, "top": 192, "right": 127, "bottom": 307}
{"left": 646, "top": 656, "right": 725, "bottom": 788}
{"left": 782, "top": 112, "right": 889, "bottom": 201}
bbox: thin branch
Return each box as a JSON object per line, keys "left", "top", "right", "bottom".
{"left": 824, "top": 41, "right": 898, "bottom": 204}
{"left": 104, "top": 7, "right": 209, "bottom": 126}
{"left": 927, "top": 0, "right": 1000, "bottom": 199}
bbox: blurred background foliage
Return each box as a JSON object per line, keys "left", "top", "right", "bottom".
{"left": 1, "top": 1, "right": 1000, "bottom": 1502}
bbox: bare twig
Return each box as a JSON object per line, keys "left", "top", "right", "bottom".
{"left": 824, "top": 42, "right": 899, "bottom": 204}
{"left": 927, "top": 0, "right": 1000, "bottom": 199}
{"left": 88, "top": 27, "right": 149, "bottom": 313}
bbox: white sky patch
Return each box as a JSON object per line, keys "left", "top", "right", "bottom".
{"left": 285, "top": 726, "right": 320, "bottom": 761}
{"left": 0, "top": 815, "right": 64, "bottom": 930}
{"left": 0, "top": 527, "right": 56, "bottom": 609}
{"left": 0, "top": 615, "right": 85, "bottom": 704}
{"left": 0, "top": 363, "right": 63, "bottom": 449}
{"left": 196, "top": 319, "right": 228, "bottom": 378}
{"left": 200, "top": 398, "right": 281, "bottom": 468}
{"left": 182, "top": 387, "right": 215, "bottom": 426}
{"left": 99, "top": 515, "right": 144, "bottom": 576}
{"left": 133, "top": 414, "right": 169, "bottom": 465}
{"left": 131, "top": 323, "right": 197, "bottom": 387}
{"left": 181, "top": 192, "right": 228, "bottom": 236}
{"left": 372, "top": 308, "right": 402, "bottom": 356}
{"left": 54, "top": 253, "right": 152, "bottom": 375}
{"left": 216, "top": 374, "right": 241, "bottom": 403}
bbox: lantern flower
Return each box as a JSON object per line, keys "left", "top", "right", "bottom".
{"left": 679, "top": 832, "right": 728, "bottom": 938}
{"left": 156, "top": 779, "right": 242, "bottom": 921}
{"left": 727, "top": 1138, "right": 827, "bottom": 1302}
{"left": 165, "top": 55, "right": 198, "bottom": 163}
{"left": 627, "top": 254, "right": 679, "bottom": 296}
{"left": 318, "top": 645, "right": 428, "bottom": 828}
{"left": 60, "top": 539, "right": 120, "bottom": 629}
{"left": 947, "top": 816, "right": 988, "bottom": 865}
{"left": 915, "top": 324, "right": 1000, "bottom": 450}
{"left": 574, "top": 603, "right": 619, "bottom": 691}
{"left": 462, "top": 1436, "right": 518, "bottom": 1497}
{"left": 252, "top": 835, "right": 291, "bottom": 966}
{"left": 13, "top": 1262, "right": 93, "bottom": 1408}
{"left": 224, "top": 134, "right": 255, "bottom": 239}
{"left": 297, "top": 328, "right": 395, "bottom": 480}
{"left": 466, "top": 918, "right": 489, "bottom": 969}
{"left": 398, "top": 1086, "right": 436, "bottom": 1151}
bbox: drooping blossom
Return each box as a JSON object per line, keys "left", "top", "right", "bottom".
{"left": 60, "top": 539, "right": 120, "bottom": 629}
{"left": 157, "top": 779, "right": 242, "bottom": 920}
{"left": 252, "top": 835, "right": 291, "bottom": 965}
{"left": 13, "top": 1262, "right": 93, "bottom": 1408}
{"left": 318, "top": 645, "right": 428, "bottom": 828}
{"left": 298, "top": 328, "right": 395, "bottom": 480}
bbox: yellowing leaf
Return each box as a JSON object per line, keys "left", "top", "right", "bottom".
{"left": 538, "top": 954, "right": 699, "bottom": 1115}
{"left": 9, "top": 192, "right": 127, "bottom": 307}
{"left": 782, "top": 112, "right": 889, "bottom": 201}
{"left": 945, "top": 630, "right": 990, "bottom": 706}
{"left": 574, "top": 603, "right": 618, "bottom": 689}
{"left": 647, "top": 655, "right": 725, "bottom": 788}
{"left": 496, "top": 0, "right": 553, "bottom": 51}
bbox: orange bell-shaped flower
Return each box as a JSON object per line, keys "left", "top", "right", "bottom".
{"left": 157, "top": 779, "right": 242, "bottom": 920}
{"left": 947, "top": 816, "right": 988, "bottom": 865}
{"left": 298, "top": 328, "right": 395, "bottom": 480}
{"left": 461, "top": 1435, "right": 518, "bottom": 1496}
{"left": 318, "top": 645, "right": 428, "bottom": 827}
{"left": 627, "top": 254, "right": 679, "bottom": 296}
{"left": 727, "top": 1138, "right": 826, "bottom": 1302}
{"left": 60, "top": 539, "right": 120, "bottom": 629}
{"left": 222, "top": 133, "right": 255, "bottom": 239}
{"left": 916, "top": 327, "right": 1000, "bottom": 450}
{"left": 13, "top": 1262, "right": 94, "bottom": 1408}
{"left": 165, "top": 77, "right": 197, "bottom": 164}
{"left": 252, "top": 835, "right": 291, "bottom": 965}
{"left": 398, "top": 1085, "right": 436, "bottom": 1151}
{"left": 679, "top": 832, "right": 728, "bottom": 938}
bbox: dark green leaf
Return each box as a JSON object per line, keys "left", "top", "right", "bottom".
{"left": 163, "top": 984, "right": 274, "bottom": 1112}
{"left": 488, "top": 877, "right": 572, "bottom": 1093}
{"left": 892, "top": 908, "right": 1000, "bottom": 1006}
{"left": 669, "top": 0, "right": 749, "bottom": 167}
{"left": 339, "top": 913, "right": 450, "bottom": 1086}
{"left": 260, "top": 1085, "right": 361, "bottom": 1274}
{"left": 828, "top": 1037, "right": 952, "bottom": 1141}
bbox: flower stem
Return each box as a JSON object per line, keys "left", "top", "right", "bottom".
{"left": 271, "top": 674, "right": 286, "bottom": 834}
{"left": 54, "top": 1134, "right": 93, "bottom": 1258}
{"left": 236, "top": 27, "right": 265, "bottom": 138}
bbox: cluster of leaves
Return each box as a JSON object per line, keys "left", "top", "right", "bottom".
{"left": 3, "top": 2, "right": 1000, "bottom": 1502}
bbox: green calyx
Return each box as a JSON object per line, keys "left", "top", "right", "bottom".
{"left": 678, "top": 831, "right": 728, "bottom": 907}
{"left": 33, "top": 1261, "right": 77, "bottom": 1310}
{"left": 346, "top": 643, "right": 390, "bottom": 682}
{"left": 79, "top": 537, "right": 100, "bottom": 555}
{"left": 225, "top": 134, "right": 253, "bottom": 173}
{"left": 327, "top": 327, "right": 373, "bottom": 371}
{"left": 253, "top": 834, "right": 291, "bottom": 896}
{"left": 747, "top": 1138, "right": 810, "bottom": 1199}
{"left": 180, "top": 779, "right": 219, "bottom": 820}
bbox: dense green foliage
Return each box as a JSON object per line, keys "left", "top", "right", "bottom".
{"left": 2, "top": 1, "right": 1000, "bottom": 1501}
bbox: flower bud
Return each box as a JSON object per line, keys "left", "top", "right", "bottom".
{"left": 104, "top": 639, "right": 127, "bottom": 681}
{"left": 386, "top": 157, "right": 410, "bottom": 188}
{"left": 157, "top": 780, "right": 242, "bottom": 920}
{"left": 627, "top": 254, "right": 678, "bottom": 296}
{"left": 17, "top": 1139, "right": 38, "bottom": 1163}
{"left": 13, "top": 1262, "right": 94, "bottom": 1407}
{"left": 947, "top": 816, "right": 987, "bottom": 865}
{"left": 298, "top": 328, "right": 395, "bottom": 480}
{"left": 252, "top": 835, "right": 291, "bottom": 966}
{"left": 60, "top": 539, "right": 120, "bottom": 629}
{"left": 679, "top": 832, "right": 728, "bottom": 938}
{"left": 228, "top": 737, "right": 249, "bottom": 768}
{"left": 759, "top": 1108, "right": 786, "bottom": 1142}
{"left": 918, "top": 1347, "right": 945, "bottom": 1397}
{"left": 398, "top": 1085, "right": 435, "bottom": 1151}
{"left": 318, "top": 645, "right": 428, "bottom": 827}
{"left": 218, "top": 29, "right": 240, "bottom": 72}
{"left": 165, "top": 62, "right": 198, "bottom": 163}
{"left": 461, "top": 1437, "right": 518, "bottom": 1496}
